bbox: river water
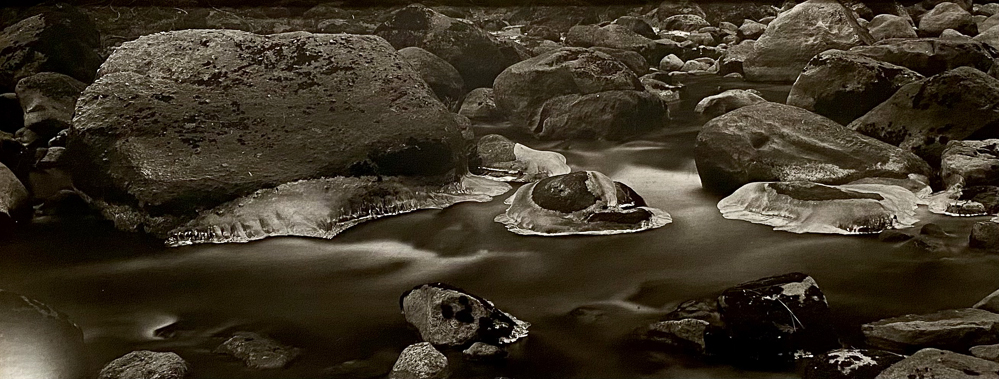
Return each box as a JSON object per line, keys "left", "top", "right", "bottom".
{"left": 2, "top": 76, "right": 998, "bottom": 378}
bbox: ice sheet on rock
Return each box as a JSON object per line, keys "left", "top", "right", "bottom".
{"left": 846, "top": 175, "right": 933, "bottom": 202}
{"left": 494, "top": 171, "right": 671, "bottom": 236}
{"left": 476, "top": 143, "right": 571, "bottom": 183}
{"left": 165, "top": 175, "right": 511, "bottom": 247}
{"left": 718, "top": 182, "right": 920, "bottom": 235}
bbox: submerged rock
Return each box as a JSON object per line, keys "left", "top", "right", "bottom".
{"left": 638, "top": 318, "right": 719, "bottom": 355}
{"left": 97, "top": 351, "right": 190, "bottom": 379}
{"left": 694, "top": 89, "right": 767, "bottom": 119}
{"left": 215, "top": 332, "right": 300, "bottom": 370}
{"left": 495, "top": 171, "right": 672, "bottom": 236}
{"left": 390, "top": 342, "right": 448, "bottom": 379}
{"left": 862, "top": 308, "right": 999, "bottom": 354}
{"left": 800, "top": 348, "right": 904, "bottom": 379}
{"left": 0, "top": 289, "right": 87, "bottom": 379}
{"left": 165, "top": 175, "right": 509, "bottom": 247}
{"left": 400, "top": 283, "right": 529, "bottom": 347}
{"left": 874, "top": 348, "right": 999, "bottom": 379}
{"left": 718, "top": 182, "right": 921, "bottom": 234}
{"left": 470, "top": 134, "right": 569, "bottom": 182}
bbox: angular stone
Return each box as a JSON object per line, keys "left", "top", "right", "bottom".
{"left": 862, "top": 308, "right": 999, "bottom": 354}
{"left": 457, "top": 88, "right": 499, "bottom": 121}
{"left": 869, "top": 14, "right": 918, "bottom": 41}
{"left": 215, "top": 332, "right": 300, "bottom": 370}
{"left": 739, "top": 19, "right": 767, "bottom": 39}
{"left": 462, "top": 342, "right": 507, "bottom": 362}
{"left": 15, "top": 72, "right": 86, "bottom": 141}
{"left": 718, "top": 39, "right": 755, "bottom": 76}
{"left": 470, "top": 134, "right": 569, "bottom": 182}
{"left": 97, "top": 351, "right": 189, "bottom": 379}
{"left": 874, "top": 348, "right": 999, "bottom": 379}
{"left": 590, "top": 47, "right": 649, "bottom": 76}
{"left": 660, "top": 14, "right": 711, "bottom": 32}
{"left": 919, "top": 2, "right": 977, "bottom": 37}
{"left": 565, "top": 24, "right": 674, "bottom": 66}
{"left": 390, "top": 342, "right": 448, "bottom": 379}
{"left": 0, "top": 162, "right": 29, "bottom": 226}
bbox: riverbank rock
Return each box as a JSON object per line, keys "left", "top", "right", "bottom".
{"left": 739, "top": 19, "right": 767, "bottom": 39}
{"left": 495, "top": 171, "right": 672, "bottom": 236}
{"left": 694, "top": 102, "right": 933, "bottom": 195}
{"left": 401, "top": 283, "right": 529, "bottom": 347}
{"left": 971, "top": 344, "right": 999, "bottom": 361}
{"left": 975, "top": 24, "right": 999, "bottom": 49}
{"left": 870, "top": 14, "right": 918, "bottom": 41}
{"left": 0, "top": 162, "right": 29, "bottom": 227}
{"left": 694, "top": 89, "right": 766, "bottom": 119}
{"left": 975, "top": 288, "right": 999, "bottom": 313}
{"left": 718, "top": 39, "right": 755, "bottom": 76}
{"left": 849, "top": 38, "right": 996, "bottom": 77}
{"left": 744, "top": 0, "right": 862, "bottom": 82}
{"left": 718, "top": 181, "right": 921, "bottom": 234}
{"left": 862, "top": 308, "right": 999, "bottom": 354}
{"left": 800, "top": 349, "right": 905, "bottom": 379}
{"left": 470, "top": 134, "right": 569, "bottom": 182}
{"left": 612, "top": 16, "right": 657, "bottom": 39}
{"left": 0, "top": 289, "right": 86, "bottom": 379}
{"left": 69, "top": 30, "right": 468, "bottom": 238}
{"left": 564, "top": 24, "right": 671, "bottom": 67}
{"left": 919, "top": 2, "right": 977, "bottom": 37}
{"left": 848, "top": 67, "right": 999, "bottom": 165}
{"left": 398, "top": 47, "right": 464, "bottom": 106}
{"left": 717, "top": 273, "right": 838, "bottom": 367}
{"left": 970, "top": 221, "right": 999, "bottom": 250}
{"left": 97, "top": 351, "right": 190, "bottom": 379}
{"left": 659, "top": 54, "right": 685, "bottom": 72}
{"left": 590, "top": 47, "right": 649, "bottom": 76}
{"left": 941, "top": 140, "right": 999, "bottom": 188}
{"left": 374, "top": 4, "right": 515, "bottom": 90}
{"left": 390, "top": 342, "right": 448, "bottom": 379}
{"left": 457, "top": 88, "right": 500, "bottom": 121}
{"left": 0, "top": 5, "right": 102, "bottom": 92}
{"left": 532, "top": 90, "right": 668, "bottom": 140}
{"left": 874, "top": 348, "right": 999, "bottom": 379}
{"left": 15, "top": 72, "right": 86, "bottom": 144}
{"left": 215, "top": 332, "right": 300, "bottom": 369}
{"left": 787, "top": 50, "right": 924, "bottom": 125}
{"left": 660, "top": 14, "right": 711, "bottom": 32}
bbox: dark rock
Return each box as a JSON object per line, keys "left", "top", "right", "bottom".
{"left": 849, "top": 38, "right": 996, "bottom": 77}
{"left": 0, "top": 4, "right": 102, "bottom": 92}
{"left": 15, "top": 72, "right": 86, "bottom": 142}
{"left": 971, "top": 344, "right": 999, "bottom": 362}
{"left": 800, "top": 348, "right": 904, "bottom": 379}
{"left": 0, "top": 92, "right": 22, "bottom": 133}
{"left": 879, "top": 230, "right": 915, "bottom": 242}
{"left": 532, "top": 90, "right": 667, "bottom": 140}
{"left": 375, "top": 4, "right": 516, "bottom": 90}
{"left": 694, "top": 102, "right": 933, "bottom": 195}
{"left": 869, "top": 14, "right": 918, "bottom": 41}
{"left": 97, "top": 350, "right": 190, "bottom": 379}
{"left": 717, "top": 272, "right": 838, "bottom": 367}
{"left": 739, "top": 19, "right": 767, "bottom": 39}
{"left": 612, "top": 16, "right": 657, "bottom": 39}
{"left": 390, "top": 342, "right": 448, "bottom": 379}
{"left": 848, "top": 67, "right": 999, "bottom": 165}
{"left": 69, "top": 31, "right": 465, "bottom": 237}
{"left": 323, "top": 351, "right": 396, "bottom": 379}
{"left": 590, "top": 47, "right": 649, "bottom": 76}
{"left": 874, "top": 348, "right": 999, "bottom": 379}
{"left": 400, "top": 283, "right": 529, "bottom": 347}
{"left": 565, "top": 24, "right": 674, "bottom": 67}
{"left": 970, "top": 221, "right": 999, "bottom": 250}
{"left": 718, "top": 39, "right": 755, "bottom": 76}
{"left": 0, "top": 289, "right": 87, "bottom": 378}
{"left": 457, "top": 88, "right": 500, "bottom": 121}
{"left": 862, "top": 308, "right": 999, "bottom": 354}
{"left": 215, "top": 332, "right": 300, "bottom": 369}
{"left": 659, "top": 14, "right": 711, "bottom": 32}
{"left": 961, "top": 185, "right": 999, "bottom": 214}
{"left": 940, "top": 139, "right": 999, "bottom": 188}
{"left": 918, "top": 2, "right": 977, "bottom": 37}
{"left": 398, "top": 47, "right": 465, "bottom": 106}
{"left": 700, "top": 2, "right": 778, "bottom": 25}
{"left": 744, "top": 0, "right": 862, "bottom": 82}
{"left": 462, "top": 342, "right": 508, "bottom": 362}
{"left": 0, "top": 162, "right": 29, "bottom": 227}
{"left": 787, "top": 50, "right": 924, "bottom": 125}
{"left": 694, "top": 89, "right": 766, "bottom": 119}
{"left": 655, "top": 0, "right": 707, "bottom": 21}
{"left": 638, "top": 318, "right": 720, "bottom": 354}
{"left": 36, "top": 145, "right": 64, "bottom": 169}
{"left": 976, "top": 288, "right": 999, "bottom": 313}
{"left": 920, "top": 223, "right": 949, "bottom": 237}
{"left": 665, "top": 297, "right": 724, "bottom": 327}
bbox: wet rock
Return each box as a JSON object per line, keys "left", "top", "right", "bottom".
{"left": 398, "top": 47, "right": 464, "bottom": 106}
{"left": 879, "top": 229, "right": 915, "bottom": 242}
{"left": 0, "top": 289, "right": 87, "bottom": 379}
{"left": 470, "top": 134, "right": 569, "bottom": 182}
{"left": 659, "top": 14, "right": 711, "bottom": 32}
{"left": 971, "top": 222, "right": 999, "bottom": 250}
{"left": 638, "top": 318, "right": 719, "bottom": 354}
{"left": 718, "top": 39, "right": 755, "bottom": 76}
{"left": 215, "top": 332, "right": 300, "bottom": 369}
{"left": 874, "top": 348, "right": 999, "bottom": 379}
{"left": 739, "top": 19, "right": 767, "bottom": 39}
{"left": 971, "top": 344, "right": 999, "bottom": 362}
{"left": 495, "top": 171, "right": 671, "bottom": 236}
{"left": 717, "top": 273, "right": 838, "bottom": 367}
{"left": 862, "top": 308, "right": 999, "bottom": 354}
{"left": 401, "top": 283, "right": 529, "bottom": 347}
{"left": 848, "top": 67, "right": 999, "bottom": 165}
{"left": 564, "top": 24, "right": 673, "bottom": 67}
{"left": 0, "top": 92, "right": 22, "bottom": 133}
{"left": 462, "top": 342, "right": 507, "bottom": 362}
{"left": 694, "top": 102, "right": 933, "bottom": 195}
{"left": 744, "top": 0, "right": 862, "bottom": 82}
{"left": 920, "top": 223, "right": 950, "bottom": 238}
{"left": 849, "top": 38, "right": 995, "bottom": 77}
{"left": 941, "top": 139, "right": 999, "bottom": 188}
{"left": 532, "top": 89, "right": 667, "bottom": 141}
{"left": 869, "top": 14, "right": 918, "bottom": 41}
{"left": 800, "top": 348, "right": 904, "bottom": 379}
{"left": 493, "top": 47, "right": 641, "bottom": 132}
{"left": 718, "top": 181, "right": 921, "bottom": 234}
{"left": 15, "top": 72, "right": 86, "bottom": 142}
{"left": 694, "top": 89, "right": 767, "bottom": 119}
{"left": 390, "top": 342, "right": 448, "bottom": 379}
{"left": 0, "top": 4, "right": 102, "bottom": 92}
{"left": 0, "top": 162, "right": 29, "bottom": 227}
{"left": 457, "top": 88, "right": 500, "bottom": 121}
{"left": 974, "top": 24, "right": 999, "bottom": 49}
{"left": 70, "top": 31, "right": 467, "bottom": 238}
{"left": 590, "top": 47, "right": 649, "bottom": 76}
{"left": 612, "top": 16, "right": 657, "bottom": 39}
{"left": 97, "top": 350, "right": 190, "bottom": 379}
{"left": 375, "top": 4, "right": 515, "bottom": 90}
{"left": 976, "top": 288, "right": 999, "bottom": 313}
{"left": 787, "top": 50, "right": 924, "bottom": 125}
{"left": 659, "top": 54, "right": 685, "bottom": 72}
{"left": 919, "top": 2, "right": 977, "bottom": 37}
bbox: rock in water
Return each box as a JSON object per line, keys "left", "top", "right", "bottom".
{"left": 390, "top": 342, "right": 449, "bottom": 379}
{"left": 0, "top": 289, "right": 87, "bottom": 379}
{"left": 971, "top": 221, "right": 999, "bottom": 250}
{"left": 215, "top": 332, "right": 300, "bottom": 370}
{"left": 718, "top": 39, "right": 755, "bottom": 76}
{"left": 98, "top": 351, "right": 190, "bottom": 379}
{"left": 0, "top": 162, "right": 29, "bottom": 227}
{"left": 786, "top": 50, "right": 924, "bottom": 125}
{"left": 166, "top": 175, "right": 509, "bottom": 247}
{"left": 470, "top": 134, "right": 570, "bottom": 182}
{"left": 941, "top": 139, "right": 999, "bottom": 189}
{"left": 874, "top": 348, "right": 999, "bottom": 379}
{"left": 398, "top": 47, "right": 464, "bottom": 105}
{"left": 848, "top": 67, "right": 999, "bottom": 165}
{"left": 694, "top": 89, "right": 767, "bottom": 118}
{"left": 744, "top": 0, "right": 861, "bottom": 82}
{"left": 494, "top": 171, "right": 672, "bottom": 236}
{"left": 69, "top": 30, "right": 469, "bottom": 238}
{"left": 800, "top": 349, "right": 904, "bottom": 379}
{"left": 719, "top": 181, "right": 920, "bottom": 234}
{"left": 849, "top": 38, "right": 995, "bottom": 77}
{"left": 400, "top": 283, "right": 529, "bottom": 347}
{"left": 862, "top": 308, "right": 999, "bottom": 354}
{"left": 694, "top": 102, "right": 933, "bottom": 195}
{"left": 0, "top": 4, "right": 102, "bottom": 92}
{"left": 532, "top": 90, "right": 668, "bottom": 140}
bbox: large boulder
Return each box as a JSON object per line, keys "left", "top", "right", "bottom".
{"left": 0, "top": 5, "right": 102, "bottom": 92}
{"left": 0, "top": 289, "right": 87, "bottom": 379}
{"left": 400, "top": 283, "right": 529, "bottom": 347}
{"left": 97, "top": 351, "right": 190, "bottom": 379}
{"left": 849, "top": 38, "right": 996, "bottom": 77}
{"left": 862, "top": 308, "right": 999, "bottom": 354}
{"left": 848, "top": 67, "right": 999, "bottom": 165}
{"left": 590, "top": 47, "right": 649, "bottom": 76}
{"left": 940, "top": 139, "right": 999, "bottom": 188}
{"left": 374, "top": 4, "right": 517, "bottom": 90}
{"left": 869, "top": 14, "right": 918, "bottom": 41}
{"left": 398, "top": 47, "right": 464, "bottom": 106}
{"left": 564, "top": 24, "right": 673, "bottom": 67}
{"left": 975, "top": 24, "right": 999, "bottom": 50}
{"left": 694, "top": 89, "right": 767, "bottom": 118}
{"left": 874, "top": 348, "right": 999, "bottom": 379}
{"left": 68, "top": 30, "right": 467, "bottom": 237}
{"left": 787, "top": 50, "right": 925, "bottom": 125}
{"left": 694, "top": 102, "right": 933, "bottom": 195}
{"left": 492, "top": 47, "right": 642, "bottom": 132}
{"left": 744, "top": 0, "right": 862, "bottom": 82}
{"left": 918, "top": 2, "right": 978, "bottom": 37}
{"left": 611, "top": 16, "right": 657, "bottom": 39}
{"left": 15, "top": 72, "right": 87, "bottom": 144}
{"left": 532, "top": 90, "right": 668, "bottom": 140}
{"left": 0, "top": 162, "right": 29, "bottom": 227}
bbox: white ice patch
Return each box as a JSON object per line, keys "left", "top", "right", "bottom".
{"left": 827, "top": 350, "right": 878, "bottom": 376}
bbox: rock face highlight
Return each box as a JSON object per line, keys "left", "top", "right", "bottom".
{"left": 97, "top": 351, "right": 190, "bottom": 379}
{"left": 401, "top": 283, "right": 529, "bottom": 347}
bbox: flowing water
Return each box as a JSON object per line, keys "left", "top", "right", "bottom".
{"left": 2, "top": 76, "right": 998, "bottom": 378}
